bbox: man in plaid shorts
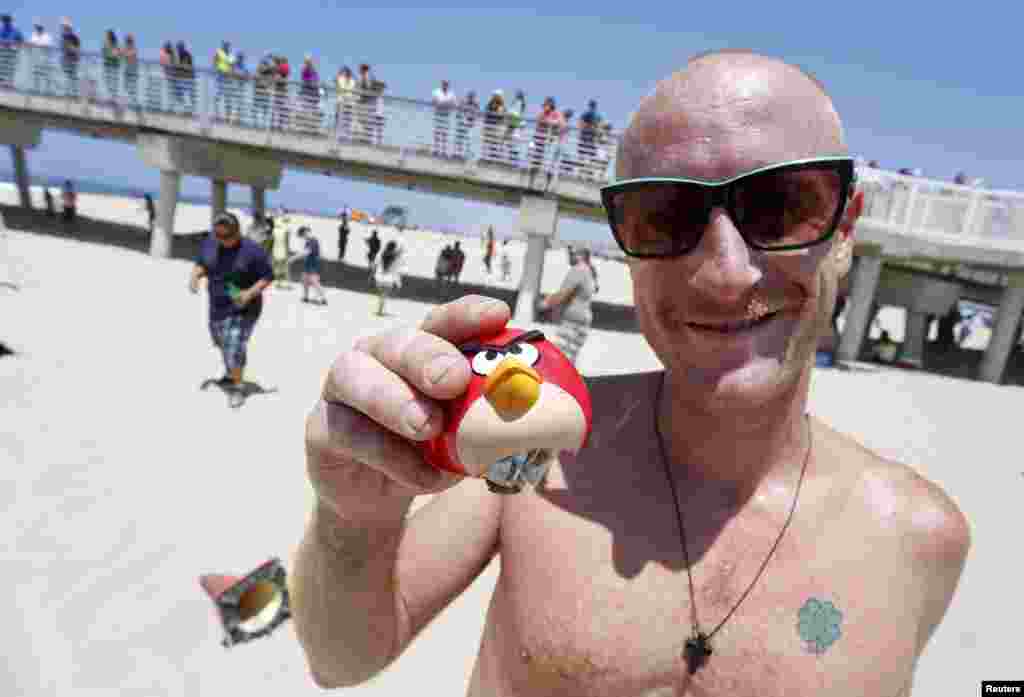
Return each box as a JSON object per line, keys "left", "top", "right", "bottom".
{"left": 189, "top": 211, "right": 273, "bottom": 407}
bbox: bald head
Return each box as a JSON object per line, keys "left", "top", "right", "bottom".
{"left": 616, "top": 52, "right": 846, "bottom": 180}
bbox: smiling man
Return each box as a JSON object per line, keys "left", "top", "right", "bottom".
{"left": 291, "top": 51, "right": 970, "bottom": 696}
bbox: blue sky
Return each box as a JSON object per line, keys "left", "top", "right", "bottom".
{"left": 4, "top": 1, "right": 1022, "bottom": 244}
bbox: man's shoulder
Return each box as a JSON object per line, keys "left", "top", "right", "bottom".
{"left": 823, "top": 424, "right": 971, "bottom": 565}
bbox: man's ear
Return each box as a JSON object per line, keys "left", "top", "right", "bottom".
{"left": 832, "top": 190, "right": 864, "bottom": 276}
{"left": 838, "top": 189, "right": 864, "bottom": 241}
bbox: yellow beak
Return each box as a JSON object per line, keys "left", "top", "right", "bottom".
{"left": 484, "top": 357, "right": 542, "bottom": 421}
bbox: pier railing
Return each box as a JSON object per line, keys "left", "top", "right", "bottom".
{"left": 0, "top": 45, "right": 615, "bottom": 187}
{"left": 856, "top": 168, "right": 1023, "bottom": 245}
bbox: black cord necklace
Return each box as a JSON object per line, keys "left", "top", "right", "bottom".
{"left": 652, "top": 373, "right": 811, "bottom": 676}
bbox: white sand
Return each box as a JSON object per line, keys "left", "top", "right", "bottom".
{"left": 0, "top": 192, "right": 1018, "bottom": 696}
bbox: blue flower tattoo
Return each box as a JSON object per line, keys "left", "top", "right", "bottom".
{"left": 797, "top": 598, "right": 843, "bottom": 655}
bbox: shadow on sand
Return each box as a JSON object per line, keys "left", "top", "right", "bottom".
{"left": 199, "top": 377, "right": 279, "bottom": 408}
{"left": 1, "top": 204, "right": 641, "bottom": 334}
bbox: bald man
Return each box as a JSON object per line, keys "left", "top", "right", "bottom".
{"left": 290, "top": 52, "right": 970, "bottom": 696}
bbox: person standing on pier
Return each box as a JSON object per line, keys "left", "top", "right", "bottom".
{"left": 122, "top": 34, "right": 138, "bottom": 102}
{"left": 176, "top": 41, "right": 196, "bottom": 111}
{"left": 101, "top": 30, "right": 120, "bottom": 99}
{"left": 431, "top": 79, "right": 457, "bottom": 157}
{"left": 27, "top": 20, "right": 53, "bottom": 94}
{"left": 0, "top": 15, "right": 24, "bottom": 88}
{"left": 59, "top": 19, "right": 79, "bottom": 97}
{"left": 189, "top": 211, "right": 273, "bottom": 408}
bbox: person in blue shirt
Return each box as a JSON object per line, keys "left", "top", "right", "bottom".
{"left": 0, "top": 15, "right": 24, "bottom": 87}
{"left": 291, "top": 226, "right": 328, "bottom": 305}
{"left": 578, "top": 98, "right": 603, "bottom": 179}
{"left": 189, "top": 211, "right": 273, "bottom": 407}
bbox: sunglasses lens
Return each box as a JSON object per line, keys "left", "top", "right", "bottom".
{"left": 732, "top": 166, "right": 842, "bottom": 248}
{"left": 606, "top": 163, "right": 847, "bottom": 257}
{"left": 608, "top": 183, "right": 711, "bottom": 256}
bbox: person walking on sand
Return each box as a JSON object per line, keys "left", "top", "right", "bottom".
{"left": 290, "top": 52, "right": 969, "bottom": 695}
{"left": 337, "top": 212, "right": 350, "bottom": 262}
{"left": 142, "top": 193, "right": 155, "bottom": 231}
{"left": 141, "top": 192, "right": 155, "bottom": 248}
{"left": 482, "top": 225, "right": 496, "bottom": 276}
{"left": 365, "top": 228, "right": 381, "bottom": 276}
{"left": 372, "top": 239, "right": 403, "bottom": 316}
{"left": 538, "top": 245, "right": 597, "bottom": 365}
{"left": 189, "top": 211, "right": 273, "bottom": 408}
{"left": 61, "top": 180, "right": 77, "bottom": 222}
{"left": 43, "top": 187, "right": 55, "bottom": 217}
{"left": 499, "top": 239, "right": 512, "bottom": 281}
{"left": 292, "top": 226, "right": 328, "bottom": 305}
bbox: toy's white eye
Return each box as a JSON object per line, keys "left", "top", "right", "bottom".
{"left": 504, "top": 341, "right": 540, "bottom": 367}
{"left": 471, "top": 349, "right": 505, "bottom": 376}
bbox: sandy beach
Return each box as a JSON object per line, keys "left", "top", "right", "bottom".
{"left": 1, "top": 187, "right": 1018, "bottom": 695}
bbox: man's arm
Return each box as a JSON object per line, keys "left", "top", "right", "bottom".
{"left": 542, "top": 268, "right": 583, "bottom": 310}
{"left": 189, "top": 264, "right": 207, "bottom": 293}
{"left": 290, "top": 482, "right": 502, "bottom": 687}
{"left": 903, "top": 471, "right": 972, "bottom": 657}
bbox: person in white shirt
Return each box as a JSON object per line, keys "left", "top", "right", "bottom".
{"left": 372, "top": 240, "right": 404, "bottom": 316}
{"left": 27, "top": 20, "right": 52, "bottom": 93}
{"left": 431, "top": 79, "right": 457, "bottom": 157}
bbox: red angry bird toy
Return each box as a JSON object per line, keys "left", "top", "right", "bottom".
{"left": 420, "top": 327, "right": 592, "bottom": 493}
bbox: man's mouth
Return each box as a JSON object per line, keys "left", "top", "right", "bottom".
{"left": 688, "top": 310, "right": 782, "bottom": 334}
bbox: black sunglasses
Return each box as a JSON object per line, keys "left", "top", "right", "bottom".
{"left": 600, "top": 156, "right": 856, "bottom": 258}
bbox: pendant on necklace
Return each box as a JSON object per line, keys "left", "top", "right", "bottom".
{"left": 684, "top": 632, "right": 712, "bottom": 675}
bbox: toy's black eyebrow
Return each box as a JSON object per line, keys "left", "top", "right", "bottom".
{"left": 459, "top": 330, "right": 545, "bottom": 354}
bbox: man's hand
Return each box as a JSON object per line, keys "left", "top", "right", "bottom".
{"left": 306, "top": 295, "right": 511, "bottom": 522}
{"left": 189, "top": 278, "right": 201, "bottom": 294}
{"left": 235, "top": 287, "right": 261, "bottom": 307}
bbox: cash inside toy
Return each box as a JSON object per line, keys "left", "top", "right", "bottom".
{"left": 484, "top": 449, "right": 551, "bottom": 494}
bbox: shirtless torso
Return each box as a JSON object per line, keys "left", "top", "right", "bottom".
{"left": 442, "top": 372, "right": 967, "bottom": 697}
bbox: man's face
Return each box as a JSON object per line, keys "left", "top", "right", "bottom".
{"left": 623, "top": 61, "right": 862, "bottom": 410}
{"left": 214, "top": 222, "right": 240, "bottom": 247}
{"left": 442, "top": 80, "right": 449, "bottom": 91}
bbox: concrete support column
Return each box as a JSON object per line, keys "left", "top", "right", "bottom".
{"left": 11, "top": 145, "right": 31, "bottom": 209}
{"left": 251, "top": 186, "right": 266, "bottom": 220}
{"left": 151, "top": 170, "right": 181, "bottom": 259}
{"left": 212, "top": 179, "right": 227, "bottom": 226}
{"left": 837, "top": 245, "right": 884, "bottom": 363}
{"left": 513, "top": 196, "right": 559, "bottom": 323}
{"left": 515, "top": 235, "right": 550, "bottom": 322}
{"left": 900, "top": 311, "right": 929, "bottom": 368}
{"left": 979, "top": 272, "right": 1024, "bottom": 384}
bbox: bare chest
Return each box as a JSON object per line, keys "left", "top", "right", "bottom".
{"left": 478, "top": 468, "right": 921, "bottom": 697}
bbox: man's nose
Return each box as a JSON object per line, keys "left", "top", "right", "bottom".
{"left": 687, "top": 207, "right": 762, "bottom": 304}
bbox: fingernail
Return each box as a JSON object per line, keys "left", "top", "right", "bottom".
{"left": 401, "top": 400, "right": 431, "bottom": 434}
{"left": 473, "top": 300, "right": 505, "bottom": 321}
{"left": 426, "top": 355, "right": 459, "bottom": 385}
